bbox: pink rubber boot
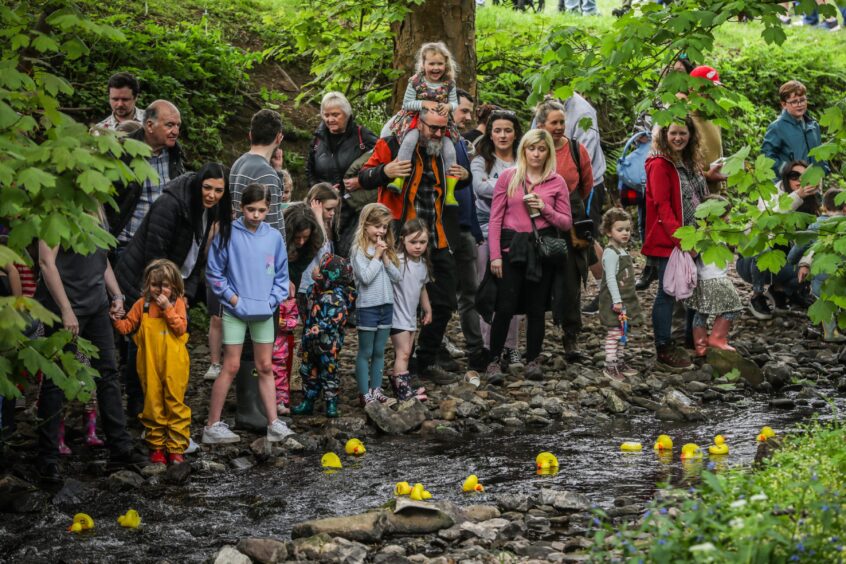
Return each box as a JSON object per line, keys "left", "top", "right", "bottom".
{"left": 84, "top": 409, "right": 105, "bottom": 447}
{"left": 58, "top": 419, "right": 72, "bottom": 455}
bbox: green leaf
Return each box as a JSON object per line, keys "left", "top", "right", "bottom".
{"left": 810, "top": 253, "right": 840, "bottom": 276}
{"left": 808, "top": 298, "right": 836, "bottom": 326}
{"left": 701, "top": 244, "right": 735, "bottom": 270}
{"left": 0, "top": 101, "right": 19, "bottom": 129}
{"left": 16, "top": 167, "right": 56, "bottom": 194}
{"left": 31, "top": 32, "right": 60, "bottom": 53}
{"left": 757, "top": 250, "right": 786, "bottom": 274}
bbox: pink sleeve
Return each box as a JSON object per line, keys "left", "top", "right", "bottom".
{"left": 488, "top": 170, "right": 512, "bottom": 261}
{"left": 279, "top": 298, "right": 299, "bottom": 331}
{"left": 539, "top": 176, "right": 573, "bottom": 231}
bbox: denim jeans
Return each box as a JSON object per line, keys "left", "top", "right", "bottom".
{"left": 736, "top": 255, "right": 799, "bottom": 296}
{"left": 38, "top": 309, "right": 133, "bottom": 466}
{"left": 562, "top": 0, "right": 597, "bottom": 14}
{"left": 651, "top": 256, "right": 674, "bottom": 347}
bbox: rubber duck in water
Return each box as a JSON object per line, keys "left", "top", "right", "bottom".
{"left": 117, "top": 509, "right": 141, "bottom": 528}
{"left": 68, "top": 513, "right": 94, "bottom": 533}
{"left": 708, "top": 435, "right": 729, "bottom": 456}
{"left": 653, "top": 434, "right": 673, "bottom": 452}
{"left": 680, "top": 443, "right": 703, "bottom": 460}
{"left": 345, "top": 438, "right": 366, "bottom": 456}
{"left": 462, "top": 474, "right": 485, "bottom": 493}
{"left": 536, "top": 452, "right": 559, "bottom": 470}
{"left": 410, "top": 483, "right": 432, "bottom": 501}
{"left": 321, "top": 452, "right": 343, "bottom": 469}
{"left": 757, "top": 426, "right": 776, "bottom": 442}
{"left": 620, "top": 442, "right": 643, "bottom": 452}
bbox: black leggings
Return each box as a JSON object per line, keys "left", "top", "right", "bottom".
{"left": 490, "top": 252, "right": 555, "bottom": 363}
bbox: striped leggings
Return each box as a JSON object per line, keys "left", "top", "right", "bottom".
{"left": 604, "top": 327, "right": 623, "bottom": 363}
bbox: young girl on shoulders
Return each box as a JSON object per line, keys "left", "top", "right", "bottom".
{"left": 390, "top": 219, "right": 432, "bottom": 402}
{"left": 387, "top": 42, "right": 460, "bottom": 195}
{"left": 204, "top": 183, "right": 294, "bottom": 445}
{"left": 598, "top": 208, "right": 643, "bottom": 380}
{"left": 351, "top": 204, "right": 402, "bottom": 406}
{"left": 113, "top": 259, "right": 190, "bottom": 465}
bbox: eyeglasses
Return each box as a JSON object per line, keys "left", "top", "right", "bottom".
{"left": 785, "top": 97, "right": 807, "bottom": 106}
{"left": 787, "top": 171, "right": 803, "bottom": 181}
{"left": 420, "top": 120, "right": 447, "bottom": 133}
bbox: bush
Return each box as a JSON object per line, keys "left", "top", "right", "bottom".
{"left": 590, "top": 420, "right": 846, "bottom": 562}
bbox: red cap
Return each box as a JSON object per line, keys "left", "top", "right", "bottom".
{"left": 690, "top": 65, "right": 722, "bottom": 86}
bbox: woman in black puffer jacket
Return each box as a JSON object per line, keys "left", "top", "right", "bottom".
{"left": 114, "top": 162, "right": 232, "bottom": 306}
{"left": 306, "top": 91, "right": 377, "bottom": 257}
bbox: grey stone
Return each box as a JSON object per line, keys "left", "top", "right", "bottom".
{"left": 497, "top": 493, "right": 532, "bottom": 513}
{"left": 538, "top": 489, "right": 590, "bottom": 512}
{"left": 250, "top": 437, "right": 287, "bottom": 456}
{"left": 456, "top": 401, "right": 482, "bottom": 419}
{"left": 437, "top": 524, "right": 464, "bottom": 541}
{"left": 230, "top": 457, "right": 255, "bottom": 471}
{"left": 330, "top": 417, "right": 368, "bottom": 436}
{"left": 707, "top": 348, "right": 764, "bottom": 388}
{"left": 685, "top": 381, "right": 709, "bottom": 393}
{"left": 525, "top": 514, "right": 551, "bottom": 533}
{"left": 292, "top": 511, "right": 388, "bottom": 543}
{"left": 0, "top": 476, "right": 43, "bottom": 513}
{"left": 601, "top": 389, "right": 628, "bottom": 413}
{"left": 163, "top": 461, "right": 192, "bottom": 484}
{"left": 769, "top": 398, "right": 796, "bottom": 409}
{"left": 763, "top": 361, "right": 792, "bottom": 391}
{"left": 106, "top": 470, "right": 144, "bottom": 491}
{"left": 141, "top": 463, "right": 167, "bottom": 478}
{"left": 459, "top": 517, "right": 512, "bottom": 541}
{"left": 462, "top": 504, "right": 501, "bottom": 522}
{"left": 237, "top": 538, "right": 288, "bottom": 564}
{"left": 629, "top": 396, "right": 661, "bottom": 411}
{"left": 213, "top": 545, "right": 251, "bottom": 564}
{"left": 366, "top": 399, "right": 427, "bottom": 435}
{"left": 387, "top": 499, "right": 455, "bottom": 534}
{"left": 663, "top": 390, "right": 704, "bottom": 421}
{"left": 196, "top": 460, "right": 226, "bottom": 473}
{"left": 51, "top": 478, "right": 93, "bottom": 507}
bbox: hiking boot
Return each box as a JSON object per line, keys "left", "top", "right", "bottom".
{"left": 149, "top": 450, "right": 167, "bottom": 465}
{"left": 359, "top": 392, "right": 375, "bottom": 407}
{"left": 524, "top": 359, "right": 544, "bottom": 381}
{"left": 635, "top": 265, "right": 657, "bottom": 291}
{"left": 748, "top": 294, "right": 773, "bottom": 320}
{"left": 370, "top": 387, "right": 397, "bottom": 407}
{"left": 504, "top": 347, "right": 523, "bottom": 367}
{"left": 36, "top": 462, "right": 62, "bottom": 484}
{"left": 603, "top": 362, "right": 624, "bottom": 380}
{"left": 485, "top": 360, "right": 504, "bottom": 380}
{"left": 563, "top": 333, "right": 583, "bottom": 361}
{"left": 421, "top": 364, "right": 459, "bottom": 385}
{"left": 618, "top": 360, "right": 639, "bottom": 378}
{"left": 467, "top": 348, "right": 491, "bottom": 372}
{"left": 788, "top": 287, "right": 815, "bottom": 310}
{"left": 582, "top": 295, "right": 600, "bottom": 315}
{"left": 768, "top": 288, "right": 789, "bottom": 311}
{"left": 109, "top": 448, "right": 150, "bottom": 471}
{"left": 203, "top": 363, "right": 221, "bottom": 381}
{"left": 442, "top": 337, "right": 464, "bottom": 358}
{"left": 202, "top": 421, "right": 240, "bottom": 444}
{"left": 267, "top": 419, "right": 295, "bottom": 442}
{"left": 325, "top": 398, "right": 339, "bottom": 418}
{"left": 656, "top": 344, "right": 693, "bottom": 370}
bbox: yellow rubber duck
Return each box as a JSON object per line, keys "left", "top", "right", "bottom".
{"left": 620, "top": 442, "right": 643, "bottom": 452}
{"left": 653, "top": 434, "right": 673, "bottom": 452}
{"left": 680, "top": 443, "right": 702, "bottom": 460}
{"left": 394, "top": 481, "right": 412, "bottom": 496}
{"left": 462, "top": 474, "right": 485, "bottom": 492}
{"left": 68, "top": 513, "right": 94, "bottom": 533}
{"left": 117, "top": 509, "right": 141, "bottom": 529}
{"left": 321, "top": 452, "right": 342, "bottom": 469}
{"left": 708, "top": 435, "right": 729, "bottom": 456}
{"left": 757, "top": 426, "right": 776, "bottom": 442}
{"left": 535, "top": 452, "right": 559, "bottom": 470}
{"left": 409, "top": 483, "right": 432, "bottom": 501}
{"left": 345, "top": 438, "right": 366, "bottom": 456}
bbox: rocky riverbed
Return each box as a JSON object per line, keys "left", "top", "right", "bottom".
{"left": 1, "top": 267, "right": 844, "bottom": 563}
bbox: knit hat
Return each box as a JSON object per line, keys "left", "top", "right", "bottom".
{"left": 690, "top": 66, "right": 722, "bottom": 86}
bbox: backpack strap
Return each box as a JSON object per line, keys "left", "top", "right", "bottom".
{"left": 568, "top": 136, "right": 589, "bottom": 212}
{"left": 357, "top": 125, "right": 365, "bottom": 151}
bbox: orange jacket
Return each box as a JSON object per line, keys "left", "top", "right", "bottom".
{"left": 358, "top": 136, "right": 450, "bottom": 250}
{"left": 113, "top": 297, "right": 188, "bottom": 337}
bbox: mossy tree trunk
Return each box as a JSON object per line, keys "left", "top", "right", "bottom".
{"left": 390, "top": 0, "right": 477, "bottom": 113}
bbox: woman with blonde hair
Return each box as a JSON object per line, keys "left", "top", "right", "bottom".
{"left": 486, "top": 129, "right": 572, "bottom": 379}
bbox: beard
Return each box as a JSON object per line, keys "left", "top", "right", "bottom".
{"left": 424, "top": 138, "right": 443, "bottom": 156}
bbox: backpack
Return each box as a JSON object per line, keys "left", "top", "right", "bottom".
{"left": 617, "top": 131, "right": 651, "bottom": 207}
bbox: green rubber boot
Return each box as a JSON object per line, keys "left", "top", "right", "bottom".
{"left": 386, "top": 176, "right": 404, "bottom": 195}
{"left": 325, "top": 397, "right": 339, "bottom": 418}
{"left": 444, "top": 175, "right": 459, "bottom": 206}
{"left": 292, "top": 391, "right": 318, "bottom": 415}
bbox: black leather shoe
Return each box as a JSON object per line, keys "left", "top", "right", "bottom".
{"left": 108, "top": 448, "right": 149, "bottom": 472}
{"left": 635, "top": 265, "right": 657, "bottom": 290}
{"left": 36, "top": 462, "right": 63, "bottom": 484}
{"left": 467, "top": 348, "right": 491, "bottom": 372}
{"left": 421, "top": 365, "right": 459, "bottom": 385}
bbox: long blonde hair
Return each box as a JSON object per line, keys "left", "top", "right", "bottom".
{"left": 415, "top": 42, "right": 458, "bottom": 83}
{"left": 507, "top": 129, "right": 557, "bottom": 198}
{"left": 353, "top": 203, "right": 399, "bottom": 266}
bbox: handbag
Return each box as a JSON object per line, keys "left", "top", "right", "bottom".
{"left": 523, "top": 182, "right": 568, "bottom": 260}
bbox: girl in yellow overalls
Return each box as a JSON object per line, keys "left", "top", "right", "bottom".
{"left": 114, "top": 259, "right": 190, "bottom": 465}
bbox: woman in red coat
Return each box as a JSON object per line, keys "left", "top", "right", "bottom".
{"left": 642, "top": 117, "right": 708, "bottom": 369}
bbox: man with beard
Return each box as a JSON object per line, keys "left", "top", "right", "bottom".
{"left": 359, "top": 108, "right": 471, "bottom": 384}
{"left": 96, "top": 72, "right": 145, "bottom": 130}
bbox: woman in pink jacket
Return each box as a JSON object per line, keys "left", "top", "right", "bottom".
{"left": 486, "top": 129, "right": 573, "bottom": 379}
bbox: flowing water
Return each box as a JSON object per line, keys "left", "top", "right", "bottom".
{"left": 1, "top": 395, "right": 841, "bottom": 563}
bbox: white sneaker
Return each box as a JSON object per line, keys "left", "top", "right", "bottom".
{"left": 202, "top": 421, "right": 240, "bottom": 444}
{"left": 442, "top": 336, "right": 464, "bottom": 358}
{"left": 203, "top": 363, "right": 222, "bottom": 381}
{"left": 185, "top": 437, "right": 200, "bottom": 454}
{"left": 267, "top": 419, "right": 295, "bottom": 442}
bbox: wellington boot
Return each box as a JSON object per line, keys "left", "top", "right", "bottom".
{"left": 708, "top": 316, "right": 735, "bottom": 351}
{"left": 83, "top": 409, "right": 105, "bottom": 447}
{"left": 692, "top": 326, "right": 709, "bottom": 357}
{"left": 292, "top": 391, "right": 317, "bottom": 416}
{"left": 444, "top": 176, "right": 459, "bottom": 206}
{"left": 57, "top": 419, "right": 72, "bottom": 455}
{"left": 386, "top": 177, "right": 404, "bottom": 195}
{"left": 235, "top": 362, "right": 267, "bottom": 432}
{"left": 325, "top": 398, "right": 339, "bottom": 418}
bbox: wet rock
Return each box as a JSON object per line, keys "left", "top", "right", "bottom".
{"left": 213, "top": 545, "right": 251, "bottom": 564}
{"left": 538, "top": 489, "right": 590, "bottom": 513}
{"left": 329, "top": 417, "right": 368, "bottom": 436}
{"left": 629, "top": 396, "right": 661, "bottom": 411}
{"left": 527, "top": 414, "right": 553, "bottom": 426}
{"left": 607, "top": 379, "right": 632, "bottom": 398}
{"left": 600, "top": 389, "right": 628, "bottom": 414}
{"left": 437, "top": 524, "right": 463, "bottom": 541}
{"left": 525, "top": 514, "right": 551, "bottom": 533}
{"left": 195, "top": 460, "right": 227, "bottom": 473}
{"left": 163, "top": 461, "right": 192, "bottom": 484}
{"left": 230, "top": 457, "right": 255, "bottom": 471}
{"left": 662, "top": 390, "right": 704, "bottom": 421}
{"left": 0, "top": 475, "right": 43, "bottom": 513}
{"left": 763, "top": 361, "right": 791, "bottom": 391}
{"left": 366, "top": 399, "right": 427, "bottom": 435}
{"left": 107, "top": 470, "right": 144, "bottom": 491}
{"left": 387, "top": 499, "right": 456, "bottom": 535}
{"left": 459, "top": 517, "right": 514, "bottom": 542}
{"left": 292, "top": 510, "right": 388, "bottom": 543}
{"left": 236, "top": 537, "right": 288, "bottom": 563}
{"left": 706, "top": 348, "right": 764, "bottom": 388}
{"left": 769, "top": 398, "right": 796, "bottom": 409}
{"left": 685, "top": 381, "right": 709, "bottom": 394}
{"left": 456, "top": 401, "right": 482, "bottom": 419}
{"left": 284, "top": 437, "right": 306, "bottom": 451}
{"left": 439, "top": 398, "right": 457, "bottom": 421}
{"left": 250, "top": 437, "right": 287, "bottom": 456}
{"left": 51, "top": 478, "right": 93, "bottom": 507}
{"left": 141, "top": 464, "right": 167, "bottom": 478}
{"left": 497, "top": 493, "right": 532, "bottom": 513}
{"left": 463, "top": 504, "right": 501, "bottom": 522}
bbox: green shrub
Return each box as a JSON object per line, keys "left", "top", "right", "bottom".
{"left": 590, "top": 420, "right": 846, "bottom": 562}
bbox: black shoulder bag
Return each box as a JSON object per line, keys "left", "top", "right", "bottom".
{"left": 523, "top": 181, "right": 568, "bottom": 261}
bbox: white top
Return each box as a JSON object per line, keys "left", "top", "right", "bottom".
{"left": 352, "top": 245, "right": 403, "bottom": 308}
{"left": 696, "top": 258, "right": 728, "bottom": 281}
{"left": 391, "top": 255, "right": 429, "bottom": 331}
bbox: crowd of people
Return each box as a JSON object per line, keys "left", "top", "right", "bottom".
{"left": 0, "top": 40, "right": 838, "bottom": 483}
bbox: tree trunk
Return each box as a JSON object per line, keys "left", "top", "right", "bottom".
{"left": 390, "top": 0, "right": 477, "bottom": 113}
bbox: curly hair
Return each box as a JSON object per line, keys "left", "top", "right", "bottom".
{"left": 651, "top": 116, "right": 704, "bottom": 173}
{"left": 600, "top": 207, "right": 632, "bottom": 236}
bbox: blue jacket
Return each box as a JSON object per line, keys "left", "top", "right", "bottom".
{"left": 455, "top": 138, "right": 484, "bottom": 243}
{"left": 762, "top": 109, "right": 827, "bottom": 177}
{"left": 206, "top": 218, "right": 289, "bottom": 320}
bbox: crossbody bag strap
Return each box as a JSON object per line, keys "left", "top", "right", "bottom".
{"left": 521, "top": 180, "right": 542, "bottom": 241}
